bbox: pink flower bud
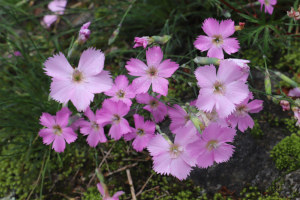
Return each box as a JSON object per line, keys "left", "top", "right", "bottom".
{"left": 280, "top": 100, "right": 290, "bottom": 111}
{"left": 133, "top": 36, "right": 149, "bottom": 48}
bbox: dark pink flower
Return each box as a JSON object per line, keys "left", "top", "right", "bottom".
{"left": 195, "top": 60, "right": 249, "bottom": 118}
{"left": 79, "top": 22, "right": 91, "bottom": 43}
{"left": 292, "top": 107, "right": 300, "bottom": 127}
{"left": 124, "top": 114, "right": 155, "bottom": 152}
{"left": 104, "top": 75, "right": 135, "bottom": 107}
{"left": 227, "top": 97, "right": 263, "bottom": 132}
{"left": 97, "top": 183, "right": 124, "bottom": 200}
{"left": 194, "top": 18, "right": 240, "bottom": 59}
{"left": 136, "top": 93, "right": 168, "bottom": 123}
{"left": 39, "top": 107, "right": 77, "bottom": 153}
{"left": 187, "top": 123, "right": 236, "bottom": 168}
{"left": 125, "top": 46, "right": 179, "bottom": 96}
{"left": 133, "top": 36, "right": 149, "bottom": 48}
{"left": 258, "top": 0, "right": 277, "bottom": 15}
{"left": 147, "top": 128, "right": 197, "bottom": 180}
{"left": 77, "top": 107, "right": 107, "bottom": 147}
{"left": 97, "top": 99, "right": 131, "bottom": 140}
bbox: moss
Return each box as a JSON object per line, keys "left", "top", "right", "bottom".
{"left": 251, "top": 119, "right": 264, "bottom": 138}
{"left": 270, "top": 133, "right": 300, "bottom": 172}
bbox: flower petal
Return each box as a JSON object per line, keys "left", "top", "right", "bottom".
{"left": 219, "top": 19, "right": 235, "bottom": 38}
{"left": 157, "top": 59, "right": 179, "bottom": 78}
{"left": 222, "top": 38, "right": 240, "bottom": 55}
{"left": 152, "top": 77, "right": 169, "bottom": 96}
{"left": 207, "top": 46, "right": 224, "bottom": 59}
{"left": 44, "top": 53, "right": 73, "bottom": 80}
{"left": 52, "top": 135, "right": 66, "bottom": 153}
{"left": 131, "top": 76, "right": 152, "bottom": 94}
{"left": 40, "top": 113, "right": 55, "bottom": 127}
{"left": 202, "top": 18, "right": 219, "bottom": 37}
{"left": 78, "top": 48, "right": 105, "bottom": 76}
{"left": 146, "top": 46, "right": 163, "bottom": 67}
{"left": 125, "top": 58, "right": 147, "bottom": 76}
{"left": 194, "top": 35, "right": 213, "bottom": 51}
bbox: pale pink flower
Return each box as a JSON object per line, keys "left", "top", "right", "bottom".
{"left": 292, "top": 107, "right": 300, "bottom": 127}
{"left": 226, "top": 58, "right": 250, "bottom": 82}
{"left": 187, "top": 123, "right": 236, "bottom": 168}
{"left": 147, "top": 128, "right": 197, "bottom": 180}
{"left": 42, "top": 0, "right": 67, "bottom": 28}
{"left": 226, "top": 97, "right": 263, "bottom": 132}
{"left": 288, "top": 87, "right": 300, "bottom": 97}
{"left": 133, "top": 36, "right": 149, "bottom": 48}
{"left": 124, "top": 114, "right": 155, "bottom": 152}
{"left": 280, "top": 100, "right": 290, "bottom": 111}
{"left": 287, "top": 7, "right": 300, "bottom": 20}
{"left": 136, "top": 93, "right": 168, "bottom": 123}
{"left": 97, "top": 99, "right": 131, "bottom": 140}
{"left": 168, "top": 104, "right": 196, "bottom": 133}
{"left": 125, "top": 46, "right": 179, "bottom": 96}
{"left": 194, "top": 18, "right": 240, "bottom": 59}
{"left": 79, "top": 22, "right": 91, "bottom": 43}
{"left": 195, "top": 60, "right": 249, "bottom": 118}
{"left": 104, "top": 75, "right": 135, "bottom": 107}
{"left": 77, "top": 107, "right": 107, "bottom": 147}
{"left": 39, "top": 107, "right": 77, "bottom": 153}
{"left": 44, "top": 48, "right": 112, "bottom": 112}
{"left": 258, "top": 0, "right": 277, "bottom": 15}
{"left": 97, "top": 183, "right": 124, "bottom": 200}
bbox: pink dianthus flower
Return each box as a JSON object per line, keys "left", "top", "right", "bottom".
{"left": 124, "top": 114, "right": 155, "bottom": 152}
{"left": 280, "top": 100, "right": 290, "bottom": 111}
{"left": 79, "top": 22, "right": 91, "bottom": 43}
{"left": 195, "top": 60, "right": 249, "bottom": 118}
{"left": 168, "top": 104, "right": 196, "bottom": 133}
{"left": 187, "top": 123, "right": 236, "bottom": 168}
{"left": 288, "top": 87, "right": 300, "bottom": 97}
{"left": 125, "top": 46, "right": 179, "bottom": 96}
{"left": 133, "top": 36, "right": 149, "bottom": 48}
{"left": 44, "top": 48, "right": 112, "bottom": 112}
{"left": 104, "top": 75, "right": 135, "bottom": 107}
{"left": 42, "top": 0, "right": 67, "bottom": 28}
{"left": 226, "top": 96, "right": 263, "bottom": 132}
{"left": 77, "top": 107, "right": 107, "bottom": 147}
{"left": 97, "top": 183, "right": 124, "bottom": 200}
{"left": 97, "top": 99, "right": 131, "bottom": 140}
{"left": 147, "top": 128, "right": 197, "bottom": 180}
{"left": 258, "top": 0, "right": 277, "bottom": 15}
{"left": 39, "top": 107, "right": 77, "bottom": 153}
{"left": 194, "top": 18, "right": 240, "bottom": 59}
{"left": 136, "top": 93, "right": 168, "bottom": 123}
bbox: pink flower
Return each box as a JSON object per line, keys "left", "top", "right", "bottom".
{"left": 133, "top": 36, "right": 149, "bottom": 48}
{"left": 227, "top": 97, "right": 263, "bottom": 132}
{"left": 124, "top": 114, "right": 155, "bottom": 152}
{"left": 187, "top": 123, "right": 236, "bottom": 168}
{"left": 77, "top": 107, "right": 107, "bottom": 147}
{"left": 44, "top": 48, "right": 112, "bottom": 112}
{"left": 168, "top": 104, "right": 196, "bottom": 133}
{"left": 195, "top": 60, "right": 249, "bottom": 118}
{"left": 280, "top": 100, "right": 290, "bottom": 111}
{"left": 125, "top": 46, "right": 179, "bottom": 96}
{"left": 97, "top": 99, "right": 131, "bottom": 140}
{"left": 194, "top": 18, "right": 240, "bottom": 59}
{"left": 97, "top": 183, "right": 124, "bottom": 200}
{"left": 147, "top": 128, "right": 197, "bottom": 180}
{"left": 39, "top": 107, "right": 77, "bottom": 153}
{"left": 226, "top": 59, "right": 250, "bottom": 82}
{"left": 288, "top": 87, "right": 300, "bottom": 97}
{"left": 136, "top": 93, "right": 168, "bottom": 123}
{"left": 287, "top": 7, "right": 300, "bottom": 20}
{"left": 104, "top": 75, "right": 135, "bottom": 107}
{"left": 79, "top": 22, "right": 91, "bottom": 43}
{"left": 42, "top": 0, "right": 67, "bottom": 28}
{"left": 292, "top": 107, "right": 300, "bottom": 127}
{"left": 258, "top": 0, "right": 277, "bottom": 14}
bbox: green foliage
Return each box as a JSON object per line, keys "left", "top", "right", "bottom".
{"left": 270, "top": 133, "right": 300, "bottom": 172}
{"left": 239, "top": 186, "right": 286, "bottom": 200}
{"left": 251, "top": 119, "right": 264, "bottom": 138}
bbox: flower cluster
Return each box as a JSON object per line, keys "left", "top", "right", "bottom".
{"left": 39, "top": 17, "right": 265, "bottom": 183}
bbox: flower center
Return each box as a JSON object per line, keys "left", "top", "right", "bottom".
{"left": 72, "top": 69, "right": 84, "bottom": 83}
{"left": 91, "top": 121, "right": 99, "bottom": 131}
{"left": 112, "top": 114, "right": 121, "bottom": 124}
{"left": 212, "top": 35, "right": 223, "bottom": 45}
{"left": 147, "top": 66, "right": 158, "bottom": 77}
{"left": 236, "top": 105, "right": 247, "bottom": 116}
{"left": 149, "top": 100, "right": 159, "bottom": 109}
{"left": 206, "top": 140, "right": 218, "bottom": 151}
{"left": 264, "top": 0, "right": 269, "bottom": 5}
{"left": 52, "top": 125, "right": 62, "bottom": 135}
{"left": 169, "top": 144, "right": 183, "bottom": 159}
{"left": 213, "top": 81, "right": 225, "bottom": 94}
{"left": 116, "top": 90, "right": 125, "bottom": 98}
{"left": 136, "top": 128, "right": 145, "bottom": 136}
